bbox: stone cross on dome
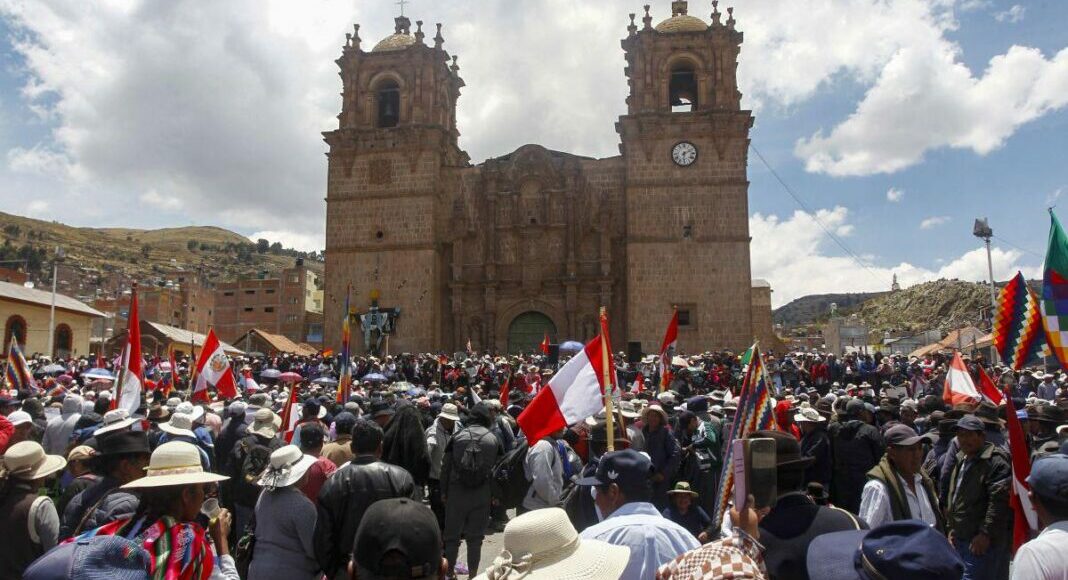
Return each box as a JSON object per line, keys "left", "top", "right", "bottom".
{"left": 396, "top": 0, "right": 408, "bottom": 17}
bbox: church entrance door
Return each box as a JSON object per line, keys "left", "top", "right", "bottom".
{"left": 507, "top": 311, "right": 556, "bottom": 354}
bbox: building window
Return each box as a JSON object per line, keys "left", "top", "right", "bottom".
{"left": 287, "top": 315, "right": 298, "bottom": 322}
{"left": 243, "top": 307, "right": 254, "bottom": 312}
{"left": 265, "top": 307, "right": 275, "bottom": 313}
{"left": 375, "top": 79, "right": 400, "bottom": 128}
{"left": 677, "top": 309, "right": 692, "bottom": 327}
{"left": 266, "top": 288, "right": 275, "bottom": 294}
{"left": 53, "top": 323, "right": 72, "bottom": 358}
{"left": 290, "top": 276, "right": 299, "bottom": 284}
{"left": 245, "top": 289, "right": 255, "bottom": 295}
{"left": 223, "top": 291, "right": 234, "bottom": 297}
{"left": 4, "top": 315, "right": 27, "bottom": 351}
{"left": 669, "top": 63, "right": 698, "bottom": 112}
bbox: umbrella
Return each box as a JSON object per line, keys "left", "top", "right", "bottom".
{"left": 312, "top": 376, "right": 338, "bottom": 387}
{"left": 559, "top": 341, "right": 585, "bottom": 353}
{"left": 259, "top": 369, "right": 282, "bottom": 379}
{"left": 278, "top": 372, "right": 304, "bottom": 383}
{"left": 671, "top": 356, "right": 689, "bottom": 367}
{"left": 55, "top": 374, "right": 74, "bottom": 385}
{"left": 36, "top": 363, "right": 66, "bottom": 376}
{"left": 82, "top": 368, "right": 114, "bottom": 381}
{"left": 362, "top": 372, "right": 387, "bottom": 382}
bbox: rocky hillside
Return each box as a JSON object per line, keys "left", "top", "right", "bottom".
{"left": 0, "top": 211, "right": 323, "bottom": 287}
{"left": 773, "top": 291, "right": 886, "bottom": 327}
{"left": 849, "top": 279, "right": 1002, "bottom": 334}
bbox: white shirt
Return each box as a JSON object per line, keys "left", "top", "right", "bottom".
{"left": 859, "top": 473, "right": 938, "bottom": 528}
{"left": 1011, "top": 521, "right": 1068, "bottom": 580}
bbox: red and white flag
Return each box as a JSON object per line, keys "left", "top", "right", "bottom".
{"left": 1005, "top": 393, "right": 1038, "bottom": 552}
{"left": 659, "top": 309, "right": 679, "bottom": 391}
{"left": 112, "top": 286, "right": 143, "bottom": 415}
{"left": 943, "top": 351, "right": 981, "bottom": 406}
{"left": 241, "top": 369, "right": 259, "bottom": 393}
{"left": 192, "top": 328, "right": 238, "bottom": 401}
{"left": 635, "top": 371, "right": 645, "bottom": 393}
{"left": 280, "top": 382, "right": 300, "bottom": 443}
{"left": 977, "top": 365, "right": 1004, "bottom": 405}
{"left": 517, "top": 335, "right": 609, "bottom": 444}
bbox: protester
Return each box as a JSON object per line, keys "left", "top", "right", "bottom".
{"left": 859, "top": 424, "right": 943, "bottom": 529}
{"left": 661, "top": 481, "right": 711, "bottom": 539}
{"left": 656, "top": 496, "right": 767, "bottom": 580}
{"left": 523, "top": 426, "right": 566, "bottom": 511}
{"left": 1011, "top": 453, "right": 1068, "bottom": 579}
{"left": 642, "top": 404, "right": 682, "bottom": 508}
{"left": 828, "top": 399, "right": 885, "bottom": 512}
{"left": 57, "top": 444, "right": 98, "bottom": 515}
{"left": 578, "top": 448, "right": 699, "bottom": 579}
{"left": 228, "top": 407, "right": 285, "bottom": 539}
{"left": 806, "top": 520, "right": 963, "bottom": 580}
{"left": 61, "top": 430, "right": 151, "bottom": 538}
{"left": 795, "top": 406, "right": 831, "bottom": 488}
{"left": 296, "top": 423, "right": 336, "bottom": 505}
{"left": 250, "top": 445, "right": 320, "bottom": 580}
{"left": 323, "top": 411, "right": 357, "bottom": 467}
{"left": 349, "top": 498, "right": 447, "bottom": 580}
{"left": 439, "top": 402, "right": 501, "bottom": 577}
{"left": 426, "top": 402, "right": 459, "bottom": 527}
{"left": 0, "top": 440, "right": 67, "bottom": 577}
{"left": 315, "top": 418, "right": 417, "bottom": 580}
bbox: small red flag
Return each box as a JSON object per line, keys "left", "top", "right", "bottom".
{"left": 499, "top": 376, "right": 511, "bottom": 407}
{"left": 635, "top": 372, "right": 645, "bottom": 393}
{"left": 540, "top": 333, "right": 550, "bottom": 355}
{"left": 977, "top": 365, "right": 1003, "bottom": 405}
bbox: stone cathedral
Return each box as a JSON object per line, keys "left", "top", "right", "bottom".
{"left": 323, "top": 0, "right": 777, "bottom": 355}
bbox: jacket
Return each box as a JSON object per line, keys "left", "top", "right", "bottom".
{"left": 946, "top": 441, "right": 1011, "bottom": 542}
{"left": 424, "top": 418, "right": 455, "bottom": 480}
{"left": 758, "top": 492, "right": 867, "bottom": 580}
{"left": 60, "top": 476, "right": 139, "bottom": 538}
{"left": 523, "top": 438, "right": 563, "bottom": 510}
{"left": 828, "top": 419, "right": 884, "bottom": 513}
{"left": 643, "top": 425, "right": 682, "bottom": 481}
{"left": 313, "top": 455, "right": 416, "bottom": 578}
{"left": 228, "top": 432, "right": 285, "bottom": 507}
{"left": 865, "top": 455, "right": 945, "bottom": 532}
{"left": 441, "top": 425, "right": 502, "bottom": 499}
{"left": 799, "top": 427, "right": 832, "bottom": 488}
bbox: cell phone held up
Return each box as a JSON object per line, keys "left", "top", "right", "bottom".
{"left": 732, "top": 438, "right": 777, "bottom": 511}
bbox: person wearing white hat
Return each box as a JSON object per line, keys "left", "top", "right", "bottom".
{"left": 94, "top": 408, "right": 136, "bottom": 436}
{"left": 0, "top": 441, "right": 67, "bottom": 576}
{"left": 158, "top": 413, "right": 212, "bottom": 471}
{"left": 250, "top": 445, "right": 320, "bottom": 580}
{"left": 5, "top": 409, "right": 35, "bottom": 449}
{"left": 795, "top": 407, "right": 832, "bottom": 489}
{"left": 87, "top": 441, "right": 236, "bottom": 579}
{"left": 477, "top": 507, "right": 628, "bottom": 579}
{"left": 426, "top": 402, "right": 460, "bottom": 528}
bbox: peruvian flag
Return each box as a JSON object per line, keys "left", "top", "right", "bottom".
{"left": 517, "top": 335, "right": 609, "bottom": 444}
{"left": 192, "top": 328, "right": 238, "bottom": 401}
{"left": 943, "top": 351, "right": 982, "bottom": 406}
{"left": 977, "top": 365, "right": 1004, "bottom": 405}
{"left": 1005, "top": 393, "right": 1038, "bottom": 552}
{"left": 112, "top": 286, "right": 143, "bottom": 415}
{"left": 659, "top": 309, "right": 679, "bottom": 391}
{"left": 539, "top": 332, "right": 550, "bottom": 355}
{"left": 241, "top": 369, "right": 258, "bottom": 393}
{"left": 279, "top": 382, "right": 300, "bottom": 443}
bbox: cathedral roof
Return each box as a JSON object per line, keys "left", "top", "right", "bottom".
{"left": 655, "top": 14, "right": 708, "bottom": 33}
{"left": 372, "top": 32, "right": 416, "bottom": 52}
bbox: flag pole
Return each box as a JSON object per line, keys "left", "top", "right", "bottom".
{"left": 188, "top": 327, "right": 204, "bottom": 399}
{"left": 600, "top": 307, "right": 615, "bottom": 452}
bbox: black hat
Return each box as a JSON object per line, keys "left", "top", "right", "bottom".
{"left": 1031, "top": 404, "right": 1066, "bottom": 425}
{"left": 369, "top": 400, "right": 395, "bottom": 419}
{"left": 96, "top": 430, "right": 151, "bottom": 457}
{"left": 747, "top": 429, "right": 814, "bottom": 471}
{"left": 353, "top": 498, "right": 441, "bottom": 578}
{"left": 576, "top": 448, "right": 654, "bottom": 493}
{"left": 974, "top": 402, "right": 1005, "bottom": 427}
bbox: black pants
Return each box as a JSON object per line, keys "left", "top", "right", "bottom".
{"left": 428, "top": 479, "right": 445, "bottom": 530}
{"left": 443, "top": 494, "right": 491, "bottom": 576}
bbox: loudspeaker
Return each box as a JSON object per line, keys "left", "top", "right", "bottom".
{"left": 626, "top": 342, "right": 643, "bottom": 364}
{"left": 547, "top": 344, "right": 560, "bottom": 366}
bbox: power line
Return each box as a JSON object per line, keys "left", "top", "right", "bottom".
{"left": 749, "top": 144, "right": 890, "bottom": 285}
{"left": 991, "top": 234, "right": 1044, "bottom": 260}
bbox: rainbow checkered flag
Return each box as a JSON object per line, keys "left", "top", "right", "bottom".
{"left": 995, "top": 271, "right": 1048, "bottom": 370}
{"left": 711, "top": 343, "right": 778, "bottom": 531}
{"left": 5, "top": 341, "right": 38, "bottom": 393}
{"left": 1041, "top": 212, "right": 1068, "bottom": 370}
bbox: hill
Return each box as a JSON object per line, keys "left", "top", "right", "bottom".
{"left": 849, "top": 279, "right": 997, "bottom": 335}
{"left": 0, "top": 211, "right": 323, "bottom": 290}
{"left": 773, "top": 291, "right": 886, "bottom": 327}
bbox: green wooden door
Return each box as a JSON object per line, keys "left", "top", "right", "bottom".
{"left": 507, "top": 311, "right": 556, "bottom": 354}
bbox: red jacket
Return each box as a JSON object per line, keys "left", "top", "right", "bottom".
{"left": 0, "top": 415, "right": 13, "bottom": 454}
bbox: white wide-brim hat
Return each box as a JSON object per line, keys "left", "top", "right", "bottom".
{"left": 95, "top": 409, "right": 136, "bottom": 436}
{"left": 175, "top": 402, "right": 205, "bottom": 423}
{"left": 475, "top": 507, "right": 627, "bottom": 580}
{"left": 159, "top": 413, "right": 197, "bottom": 438}
{"left": 2, "top": 441, "right": 67, "bottom": 481}
{"left": 258, "top": 445, "right": 316, "bottom": 489}
{"left": 438, "top": 403, "right": 461, "bottom": 422}
{"left": 123, "top": 441, "right": 228, "bottom": 489}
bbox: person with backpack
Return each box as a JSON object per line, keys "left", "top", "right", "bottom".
{"left": 440, "top": 402, "right": 503, "bottom": 578}
{"left": 61, "top": 430, "right": 151, "bottom": 539}
{"left": 228, "top": 407, "right": 284, "bottom": 546}
{"left": 522, "top": 426, "right": 567, "bottom": 513}
{"left": 0, "top": 441, "right": 67, "bottom": 578}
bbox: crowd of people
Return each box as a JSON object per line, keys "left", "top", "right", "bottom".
{"left": 0, "top": 348, "right": 1067, "bottom": 579}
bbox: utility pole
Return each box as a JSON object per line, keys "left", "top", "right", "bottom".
{"left": 973, "top": 219, "right": 998, "bottom": 364}
{"left": 47, "top": 246, "right": 65, "bottom": 357}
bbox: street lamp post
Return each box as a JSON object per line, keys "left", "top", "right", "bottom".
{"left": 47, "top": 246, "right": 65, "bottom": 358}
{"left": 973, "top": 219, "right": 997, "bottom": 364}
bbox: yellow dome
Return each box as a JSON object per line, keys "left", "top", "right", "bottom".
{"left": 655, "top": 14, "right": 708, "bottom": 33}
{"left": 372, "top": 33, "right": 416, "bottom": 52}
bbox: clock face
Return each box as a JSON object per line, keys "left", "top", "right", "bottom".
{"left": 671, "top": 141, "right": 697, "bottom": 166}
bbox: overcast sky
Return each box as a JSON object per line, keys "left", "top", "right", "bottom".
{"left": 0, "top": 0, "right": 1065, "bottom": 307}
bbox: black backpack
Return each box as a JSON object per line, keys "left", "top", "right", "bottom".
{"left": 456, "top": 428, "right": 493, "bottom": 487}
{"left": 491, "top": 443, "right": 529, "bottom": 509}
{"left": 238, "top": 437, "right": 272, "bottom": 485}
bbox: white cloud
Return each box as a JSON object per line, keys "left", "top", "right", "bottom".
{"left": 248, "top": 230, "right": 323, "bottom": 253}
{"left": 920, "top": 216, "right": 951, "bottom": 229}
{"left": 7, "top": 145, "right": 72, "bottom": 177}
{"left": 959, "top": 0, "right": 992, "bottom": 11}
{"left": 25, "top": 199, "right": 48, "bottom": 217}
{"left": 139, "top": 189, "right": 181, "bottom": 211}
{"left": 886, "top": 187, "right": 905, "bottom": 202}
{"left": 994, "top": 4, "right": 1026, "bottom": 23}
{"left": 752, "top": 207, "right": 1039, "bottom": 306}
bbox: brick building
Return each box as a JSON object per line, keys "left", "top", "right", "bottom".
{"left": 323, "top": 1, "right": 775, "bottom": 354}
{"left": 213, "top": 261, "right": 323, "bottom": 347}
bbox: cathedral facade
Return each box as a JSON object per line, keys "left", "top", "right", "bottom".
{"left": 323, "top": 0, "right": 776, "bottom": 354}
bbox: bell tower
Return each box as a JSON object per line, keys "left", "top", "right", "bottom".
{"left": 323, "top": 14, "right": 468, "bottom": 353}
{"left": 617, "top": 0, "right": 755, "bottom": 350}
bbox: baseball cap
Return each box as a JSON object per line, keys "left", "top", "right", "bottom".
{"left": 7, "top": 410, "right": 32, "bottom": 427}
{"left": 884, "top": 424, "right": 929, "bottom": 447}
{"left": 807, "top": 519, "right": 963, "bottom": 580}
{"left": 955, "top": 415, "right": 984, "bottom": 432}
{"left": 576, "top": 448, "right": 654, "bottom": 492}
{"left": 353, "top": 498, "right": 441, "bottom": 578}
{"left": 1027, "top": 453, "right": 1068, "bottom": 504}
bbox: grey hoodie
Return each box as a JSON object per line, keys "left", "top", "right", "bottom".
{"left": 42, "top": 395, "right": 83, "bottom": 455}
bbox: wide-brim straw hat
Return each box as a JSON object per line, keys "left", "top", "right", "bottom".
{"left": 642, "top": 404, "right": 670, "bottom": 423}
{"left": 249, "top": 408, "right": 281, "bottom": 438}
{"left": 159, "top": 413, "right": 197, "bottom": 438}
{"left": 667, "top": 481, "right": 700, "bottom": 497}
{"left": 474, "top": 507, "right": 627, "bottom": 580}
{"left": 438, "top": 403, "right": 461, "bottom": 421}
{"left": 123, "top": 441, "right": 228, "bottom": 489}
{"left": 258, "top": 445, "right": 316, "bottom": 490}
{"left": 95, "top": 409, "right": 136, "bottom": 436}
{"left": 2, "top": 441, "right": 67, "bottom": 481}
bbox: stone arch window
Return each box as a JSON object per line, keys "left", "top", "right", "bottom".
{"left": 54, "top": 323, "right": 73, "bottom": 359}
{"left": 375, "top": 79, "right": 401, "bottom": 128}
{"left": 669, "top": 61, "right": 698, "bottom": 112}
{"left": 4, "top": 314, "right": 27, "bottom": 352}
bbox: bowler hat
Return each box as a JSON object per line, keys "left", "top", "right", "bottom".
{"left": 96, "top": 430, "right": 151, "bottom": 457}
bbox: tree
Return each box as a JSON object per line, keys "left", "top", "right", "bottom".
{"left": 269, "top": 242, "right": 283, "bottom": 255}
{"left": 187, "top": 239, "right": 198, "bottom": 251}
{"left": 256, "top": 238, "right": 269, "bottom": 254}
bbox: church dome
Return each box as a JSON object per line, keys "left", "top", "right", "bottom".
{"left": 655, "top": 14, "right": 708, "bottom": 33}
{"left": 372, "top": 32, "right": 416, "bottom": 52}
